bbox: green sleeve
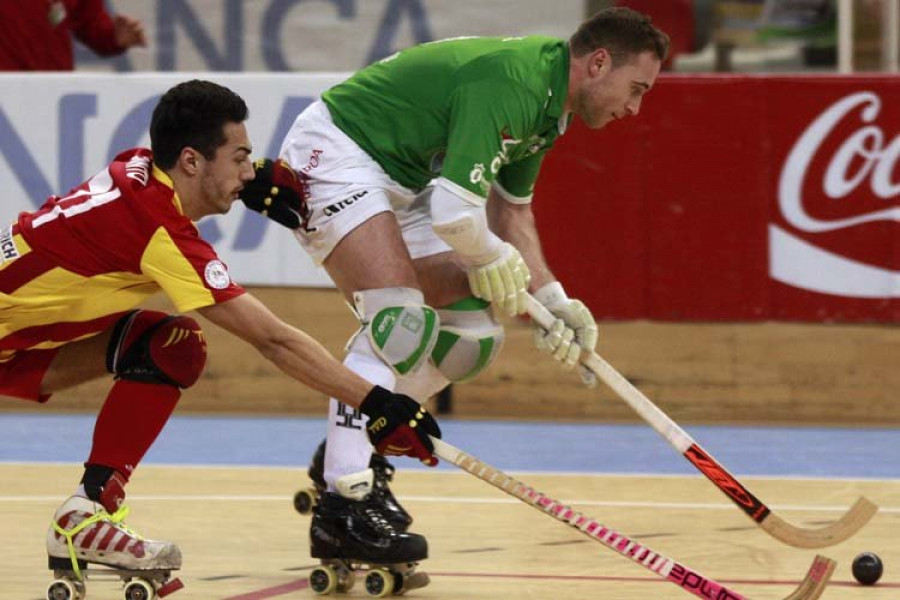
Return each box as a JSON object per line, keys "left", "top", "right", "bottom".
{"left": 497, "top": 149, "right": 548, "bottom": 200}
{"left": 440, "top": 78, "right": 543, "bottom": 198}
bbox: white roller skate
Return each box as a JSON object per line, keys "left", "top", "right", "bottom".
{"left": 308, "top": 469, "right": 429, "bottom": 597}
{"left": 46, "top": 495, "right": 183, "bottom": 600}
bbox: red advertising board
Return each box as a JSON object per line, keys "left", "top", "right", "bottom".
{"left": 534, "top": 75, "right": 900, "bottom": 322}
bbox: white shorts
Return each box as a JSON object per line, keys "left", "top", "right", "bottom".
{"left": 279, "top": 101, "right": 452, "bottom": 266}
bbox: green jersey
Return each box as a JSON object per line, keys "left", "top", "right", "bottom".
{"left": 322, "top": 36, "right": 571, "bottom": 199}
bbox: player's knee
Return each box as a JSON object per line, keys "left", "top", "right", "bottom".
{"left": 347, "top": 287, "right": 439, "bottom": 376}
{"left": 432, "top": 297, "right": 504, "bottom": 382}
{"left": 107, "top": 310, "right": 208, "bottom": 389}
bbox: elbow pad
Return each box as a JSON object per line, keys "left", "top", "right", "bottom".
{"left": 430, "top": 177, "right": 503, "bottom": 265}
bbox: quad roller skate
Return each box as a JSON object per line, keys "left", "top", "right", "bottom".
{"left": 294, "top": 440, "right": 413, "bottom": 532}
{"left": 308, "top": 469, "right": 429, "bottom": 597}
{"left": 45, "top": 495, "right": 183, "bottom": 600}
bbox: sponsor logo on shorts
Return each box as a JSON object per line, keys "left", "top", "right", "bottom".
{"left": 300, "top": 148, "right": 324, "bottom": 175}
{"left": 322, "top": 190, "right": 368, "bottom": 216}
{"left": 0, "top": 226, "right": 19, "bottom": 264}
{"left": 203, "top": 260, "right": 231, "bottom": 290}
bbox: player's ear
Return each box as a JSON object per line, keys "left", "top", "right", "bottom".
{"left": 591, "top": 48, "right": 611, "bottom": 76}
{"left": 179, "top": 147, "right": 201, "bottom": 175}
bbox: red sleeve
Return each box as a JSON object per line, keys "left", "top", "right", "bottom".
{"left": 68, "top": 0, "right": 124, "bottom": 57}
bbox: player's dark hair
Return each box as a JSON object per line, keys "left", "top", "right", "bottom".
{"left": 570, "top": 7, "right": 670, "bottom": 65}
{"left": 150, "top": 79, "right": 248, "bottom": 170}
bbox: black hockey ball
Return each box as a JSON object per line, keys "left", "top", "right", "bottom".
{"left": 852, "top": 552, "right": 883, "bottom": 586}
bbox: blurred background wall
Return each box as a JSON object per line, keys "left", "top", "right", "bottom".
{"left": 1, "top": 0, "right": 897, "bottom": 425}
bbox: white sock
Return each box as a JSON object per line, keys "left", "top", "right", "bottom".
{"left": 323, "top": 348, "right": 396, "bottom": 492}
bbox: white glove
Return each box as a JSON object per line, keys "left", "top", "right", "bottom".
{"left": 466, "top": 242, "right": 531, "bottom": 317}
{"left": 532, "top": 282, "right": 598, "bottom": 387}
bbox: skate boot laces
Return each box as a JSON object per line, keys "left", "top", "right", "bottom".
{"left": 53, "top": 504, "right": 140, "bottom": 581}
{"left": 358, "top": 502, "right": 396, "bottom": 536}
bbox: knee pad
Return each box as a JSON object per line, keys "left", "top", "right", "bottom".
{"left": 348, "top": 287, "right": 439, "bottom": 376}
{"left": 106, "top": 310, "right": 207, "bottom": 389}
{"left": 432, "top": 297, "right": 504, "bottom": 382}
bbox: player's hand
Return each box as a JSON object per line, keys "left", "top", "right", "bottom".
{"left": 113, "top": 14, "right": 147, "bottom": 48}
{"left": 239, "top": 158, "right": 310, "bottom": 230}
{"left": 532, "top": 282, "right": 598, "bottom": 387}
{"left": 359, "top": 386, "right": 442, "bottom": 466}
{"left": 466, "top": 242, "right": 531, "bottom": 317}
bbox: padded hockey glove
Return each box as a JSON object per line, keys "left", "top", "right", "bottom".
{"left": 466, "top": 242, "right": 531, "bottom": 318}
{"left": 359, "top": 386, "right": 442, "bottom": 466}
{"left": 239, "top": 158, "right": 310, "bottom": 229}
{"left": 532, "top": 282, "right": 599, "bottom": 387}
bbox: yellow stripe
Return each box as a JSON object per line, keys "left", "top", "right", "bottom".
{"left": 151, "top": 165, "right": 185, "bottom": 216}
{"left": 0, "top": 232, "right": 31, "bottom": 273}
{"left": 0, "top": 266, "right": 160, "bottom": 345}
{"left": 140, "top": 227, "right": 216, "bottom": 313}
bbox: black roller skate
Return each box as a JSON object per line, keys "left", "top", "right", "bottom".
{"left": 294, "top": 440, "right": 413, "bottom": 532}
{"left": 308, "top": 469, "right": 429, "bottom": 597}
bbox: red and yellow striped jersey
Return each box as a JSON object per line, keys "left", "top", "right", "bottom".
{"left": 0, "top": 148, "right": 245, "bottom": 354}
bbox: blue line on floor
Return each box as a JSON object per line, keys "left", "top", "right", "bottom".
{"left": 1, "top": 414, "right": 897, "bottom": 479}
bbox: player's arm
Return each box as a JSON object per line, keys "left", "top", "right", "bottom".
{"left": 198, "top": 293, "right": 370, "bottom": 404}
{"left": 197, "top": 294, "right": 442, "bottom": 464}
{"left": 487, "top": 183, "right": 599, "bottom": 387}
{"left": 69, "top": 0, "right": 143, "bottom": 55}
{"left": 485, "top": 184, "right": 555, "bottom": 291}
{"left": 432, "top": 81, "right": 540, "bottom": 316}
{"left": 430, "top": 177, "right": 531, "bottom": 317}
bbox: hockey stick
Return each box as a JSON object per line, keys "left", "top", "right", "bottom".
{"left": 526, "top": 294, "right": 877, "bottom": 549}
{"left": 432, "top": 437, "right": 835, "bottom": 600}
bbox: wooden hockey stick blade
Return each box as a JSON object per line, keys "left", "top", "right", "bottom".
{"left": 783, "top": 555, "right": 836, "bottom": 600}
{"left": 683, "top": 442, "right": 877, "bottom": 548}
{"left": 525, "top": 293, "right": 877, "bottom": 548}
{"left": 432, "top": 437, "right": 836, "bottom": 600}
{"left": 760, "top": 497, "right": 879, "bottom": 549}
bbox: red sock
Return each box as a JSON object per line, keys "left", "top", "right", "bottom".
{"left": 87, "top": 381, "right": 180, "bottom": 478}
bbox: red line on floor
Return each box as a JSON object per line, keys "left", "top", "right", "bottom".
{"left": 220, "top": 571, "right": 897, "bottom": 598}
{"left": 222, "top": 578, "right": 309, "bottom": 600}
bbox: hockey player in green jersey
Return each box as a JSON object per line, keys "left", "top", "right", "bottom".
{"left": 244, "top": 7, "right": 668, "bottom": 586}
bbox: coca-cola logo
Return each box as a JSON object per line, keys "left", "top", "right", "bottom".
{"left": 771, "top": 91, "right": 900, "bottom": 298}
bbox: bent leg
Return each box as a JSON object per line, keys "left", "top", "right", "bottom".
{"left": 46, "top": 311, "right": 204, "bottom": 573}
{"left": 321, "top": 212, "right": 425, "bottom": 490}
{"left": 87, "top": 310, "right": 207, "bottom": 479}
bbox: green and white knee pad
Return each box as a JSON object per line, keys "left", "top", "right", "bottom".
{"left": 349, "top": 290, "right": 503, "bottom": 383}
{"left": 350, "top": 287, "right": 439, "bottom": 376}
{"left": 432, "top": 297, "right": 504, "bottom": 383}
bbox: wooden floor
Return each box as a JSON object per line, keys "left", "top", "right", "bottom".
{"left": 2, "top": 464, "right": 898, "bottom": 599}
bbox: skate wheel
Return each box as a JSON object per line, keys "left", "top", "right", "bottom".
{"left": 364, "top": 568, "right": 394, "bottom": 598}
{"left": 309, "top": 565, "right": 338, "bottom": 595}
{"left": 336, "top": 568, "right": 356, "bottom": 593}
{"left": 124, "top": 578, "right": 156, "bottom": 600}
{"left": 293, "top": 488, "right": 318, "bottom": 514}
{"left": 47, "top": 578, "right": 84, "bottom": 600}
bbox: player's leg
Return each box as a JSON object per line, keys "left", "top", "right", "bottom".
{"left": 282, "top": 101, "right": 434, "bottom": 567}
{"left": 46, "top": 310, "right": 207, "bottom": 573}
{"left": 395, "top": 195, "right": 506, "bottom": 403}
{"left": 305, "top": 215, "right": 435, "bottom": 568}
